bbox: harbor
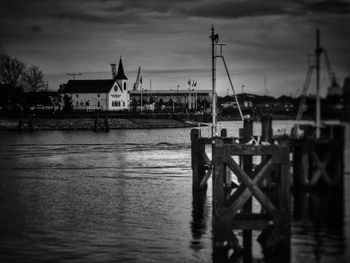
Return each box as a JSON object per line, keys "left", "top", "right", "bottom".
{"left": 1, "top": 0, "right": 349, "bottom": 262}
{"left": 0, "top": 121, "right": 349, "bottom": 262}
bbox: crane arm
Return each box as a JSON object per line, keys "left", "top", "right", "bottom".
{"left": 133, "top": 66, "right": 141, "bottom": 91}
{"left": 296, "top": 66, "right": 313, "bottom": 121}
{"left": 323, "top": 49, "right": 339, "bottom": 87}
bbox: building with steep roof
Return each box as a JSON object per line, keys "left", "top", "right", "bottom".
{"left": 62, "top": 58, "right": 129, "bottom": 111}
{"left": 60, "top": 57, "right": 212, "bottom": 112}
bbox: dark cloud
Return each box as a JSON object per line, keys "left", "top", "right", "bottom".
{"left": 1, "top": 0, "right": 350, "bottom": 28}
{"left": 182, "top": 0, "right": 350, "bottom": 19}
{"left": 184, "top": 1, "right": 292, "bottom": 19}
{"left": 306, "top": 0, "right": 350, "bottom": 14}
{"left": 29, "top": 25, "right": 43, "bottom": 33}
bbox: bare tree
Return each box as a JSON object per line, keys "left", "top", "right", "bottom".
{"left": 22, "top": 65, "right": 44, "bottom": 92}
{"left": 0, "top": 53, "right": 26, "bottom": 88}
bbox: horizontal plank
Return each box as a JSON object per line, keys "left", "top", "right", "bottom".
{"left": 231, "top": 220, "right": 274, "bottom": 230}
{"left": 222, "top": 144, "right": 289, "bottom": 164}
{"left": 231, "top": 213, "right": 274, "bottom": 230}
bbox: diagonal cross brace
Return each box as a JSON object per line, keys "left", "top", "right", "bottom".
{"left": 310, "top": 151, "right": 332, "bottom": 186}
{"left": 224, "top": 157, "right": 273, "bottom": 216}
{"left": 225, "top": 156, "right": 277, "bottom": 217}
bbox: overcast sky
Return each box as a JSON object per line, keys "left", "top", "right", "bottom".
{"left": 1, "top": 0, "right": 349, "bottom": 97}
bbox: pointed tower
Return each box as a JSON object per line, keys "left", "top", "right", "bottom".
{"left": 115, "top": 57, "right": 128, "bottom": 92}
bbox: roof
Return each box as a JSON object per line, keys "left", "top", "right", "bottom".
{"left": 116, "top": 58, "right": 128, "bottom": 80}
{"left": 64, "top": 79, "right": 115, "bottom": 93}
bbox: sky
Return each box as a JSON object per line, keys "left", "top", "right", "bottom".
{"left": 0, "top": 0, "right": 349, "bottom": 97}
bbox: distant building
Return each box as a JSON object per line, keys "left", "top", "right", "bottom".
{"left": 60, "top": 57, "right": 212, "bottom": 112}
{"left": 61, "top": 58, "right": 129, "bottom": 111}
{"left": 129, "top": 89, "right": 211, "bottom": 112}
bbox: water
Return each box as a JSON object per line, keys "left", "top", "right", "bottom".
{"left": 0, "top": 121, "right": 348, "bottom": 262}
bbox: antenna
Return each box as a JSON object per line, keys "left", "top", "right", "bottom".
{"left": 67, "top": 73, "right": 82, "bottom": 80}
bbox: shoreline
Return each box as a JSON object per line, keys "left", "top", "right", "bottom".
{"left": 0, "top": 117, "right": 198, "bottom": 131}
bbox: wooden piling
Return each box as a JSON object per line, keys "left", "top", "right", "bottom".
{"left": 191, "top": 118, "right": 292, "bottom": 261}
{"left": 18, "top": 114, "right": 34, "bottom": 133}
{"left": 211, "top": 141, "right": 291, "bottom": 259}
{"left": 94, "top": 112, "right": 110, "bottom": 132}
{"left": 191, "top": 129, "right": 209, "bottom": 192}
{"left": 241, "top": 118, "right": 254, "bottom": 259}
{"left": 261, "top": 114, "right": 273, "bottom": 143}
{"left": 292, "top": 125, "right": 344, "bottom": 190}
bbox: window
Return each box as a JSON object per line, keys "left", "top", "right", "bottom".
{"left": 76, "top": 102, "right": 78, "bottom": 106}
{"left": 86, "top": 102, "right": 89, "bottom": 106}
{"left": 98, "top": 101, "right": 100, "bottom": 107}
{"left": 123, "top": 101, "right": 125, "bottom": 107}
{"left": 124, "top": 82, "right": 126, "bottom": 90}
{"left": 76, "top": 94, "right": 79, "bottom": 98}
{"left": 97, "top": 94, "right": 100, "bottom": 97}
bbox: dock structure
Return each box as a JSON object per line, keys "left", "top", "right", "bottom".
{"left": 93, "top": 112, "right": 110, "bottom": 132}
{"left": 190, "top": 25, "right": 346, "bottom": 262}
{"left": 190, "top": 117, "right": 345, "bottom": 261}
{"left": 289, "top": 124, "right": 345, "bottom": 189}
{"left": 191, "top": 117, "right": 292, "bottom": 261}
{"left": 18, "top": 114, "right": 34, "bottom": 133}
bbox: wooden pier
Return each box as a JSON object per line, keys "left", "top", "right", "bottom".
{"left": 290, "top": 125, "right": 345, "bottom": 189}
{"left": 93, "top": 112, "right": 110, "bottom": 132}
{"left": 18, "top": 114, "right": 34, "bottom": 133}
{"left": 190, "top": 118, "right": 345, "bottom": 262}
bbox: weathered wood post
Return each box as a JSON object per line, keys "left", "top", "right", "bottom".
{"left": 261, "top": 114, "right": 273, "bottom": 143}
{"left": 292, "top": 125, "right": 344, "bottom": 189}
{"left": 191, "top": 129, "right": 207, "bottom": 192}
{"left": 104, "top": 114, "right": 110, "bottom": 132}
{"left": 212, "top": 137, "right": 241, "bottom": 261}
{"left": 18, "top": 113, "right": 34, "bottom": 133}
{"left": 93, "top": 112, "right": 99, "bottom": 132}
{"left": 242, "top": 118, "right": 253, "bottom": 260}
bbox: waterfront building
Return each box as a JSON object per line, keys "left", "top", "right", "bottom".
{"left": 62, "top": 58, "right": 129, "bottom": 111}
{"left": 129, "top": 89, "right": 211, "bottom": 112}
{"left": 60, "top": 58, "right": 212, "bottom": 112}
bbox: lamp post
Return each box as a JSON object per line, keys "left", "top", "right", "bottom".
{"left": 170, "top": 89, "right": 174, "bottom": 112}
{"left": 140, "top": 88, "right": 143, "bottom": 112}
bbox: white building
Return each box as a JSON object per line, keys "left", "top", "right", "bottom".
{"left": 63, "top": 58, "right": 129, "bottom": 111}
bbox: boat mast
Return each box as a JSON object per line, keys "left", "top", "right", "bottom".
{"left": 315, "top": 28, "right": 322, "bottom": 138}
{"left": 211, "top": 25, "right": 217, "bottom": 137}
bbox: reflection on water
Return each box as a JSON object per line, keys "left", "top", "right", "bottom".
{"left": 292, "top": 190, "right": 346, "bottom": 263}
{"left": 0, "top": 121, "right": 349, "bottom": 263}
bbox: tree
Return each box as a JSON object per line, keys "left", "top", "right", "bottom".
{"left": 22, "top": 65, "right": 44, "bottom": 92}
{"left": 0, "top": 53, "right": 26, "bottom": 88}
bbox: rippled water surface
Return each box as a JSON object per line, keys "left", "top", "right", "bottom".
{"left": 0, "top": 121, "right": 349, "bottom": 262}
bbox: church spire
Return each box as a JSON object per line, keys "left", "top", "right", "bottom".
{"left": 116, "top": 57, "right": 128, "bottom": 80}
